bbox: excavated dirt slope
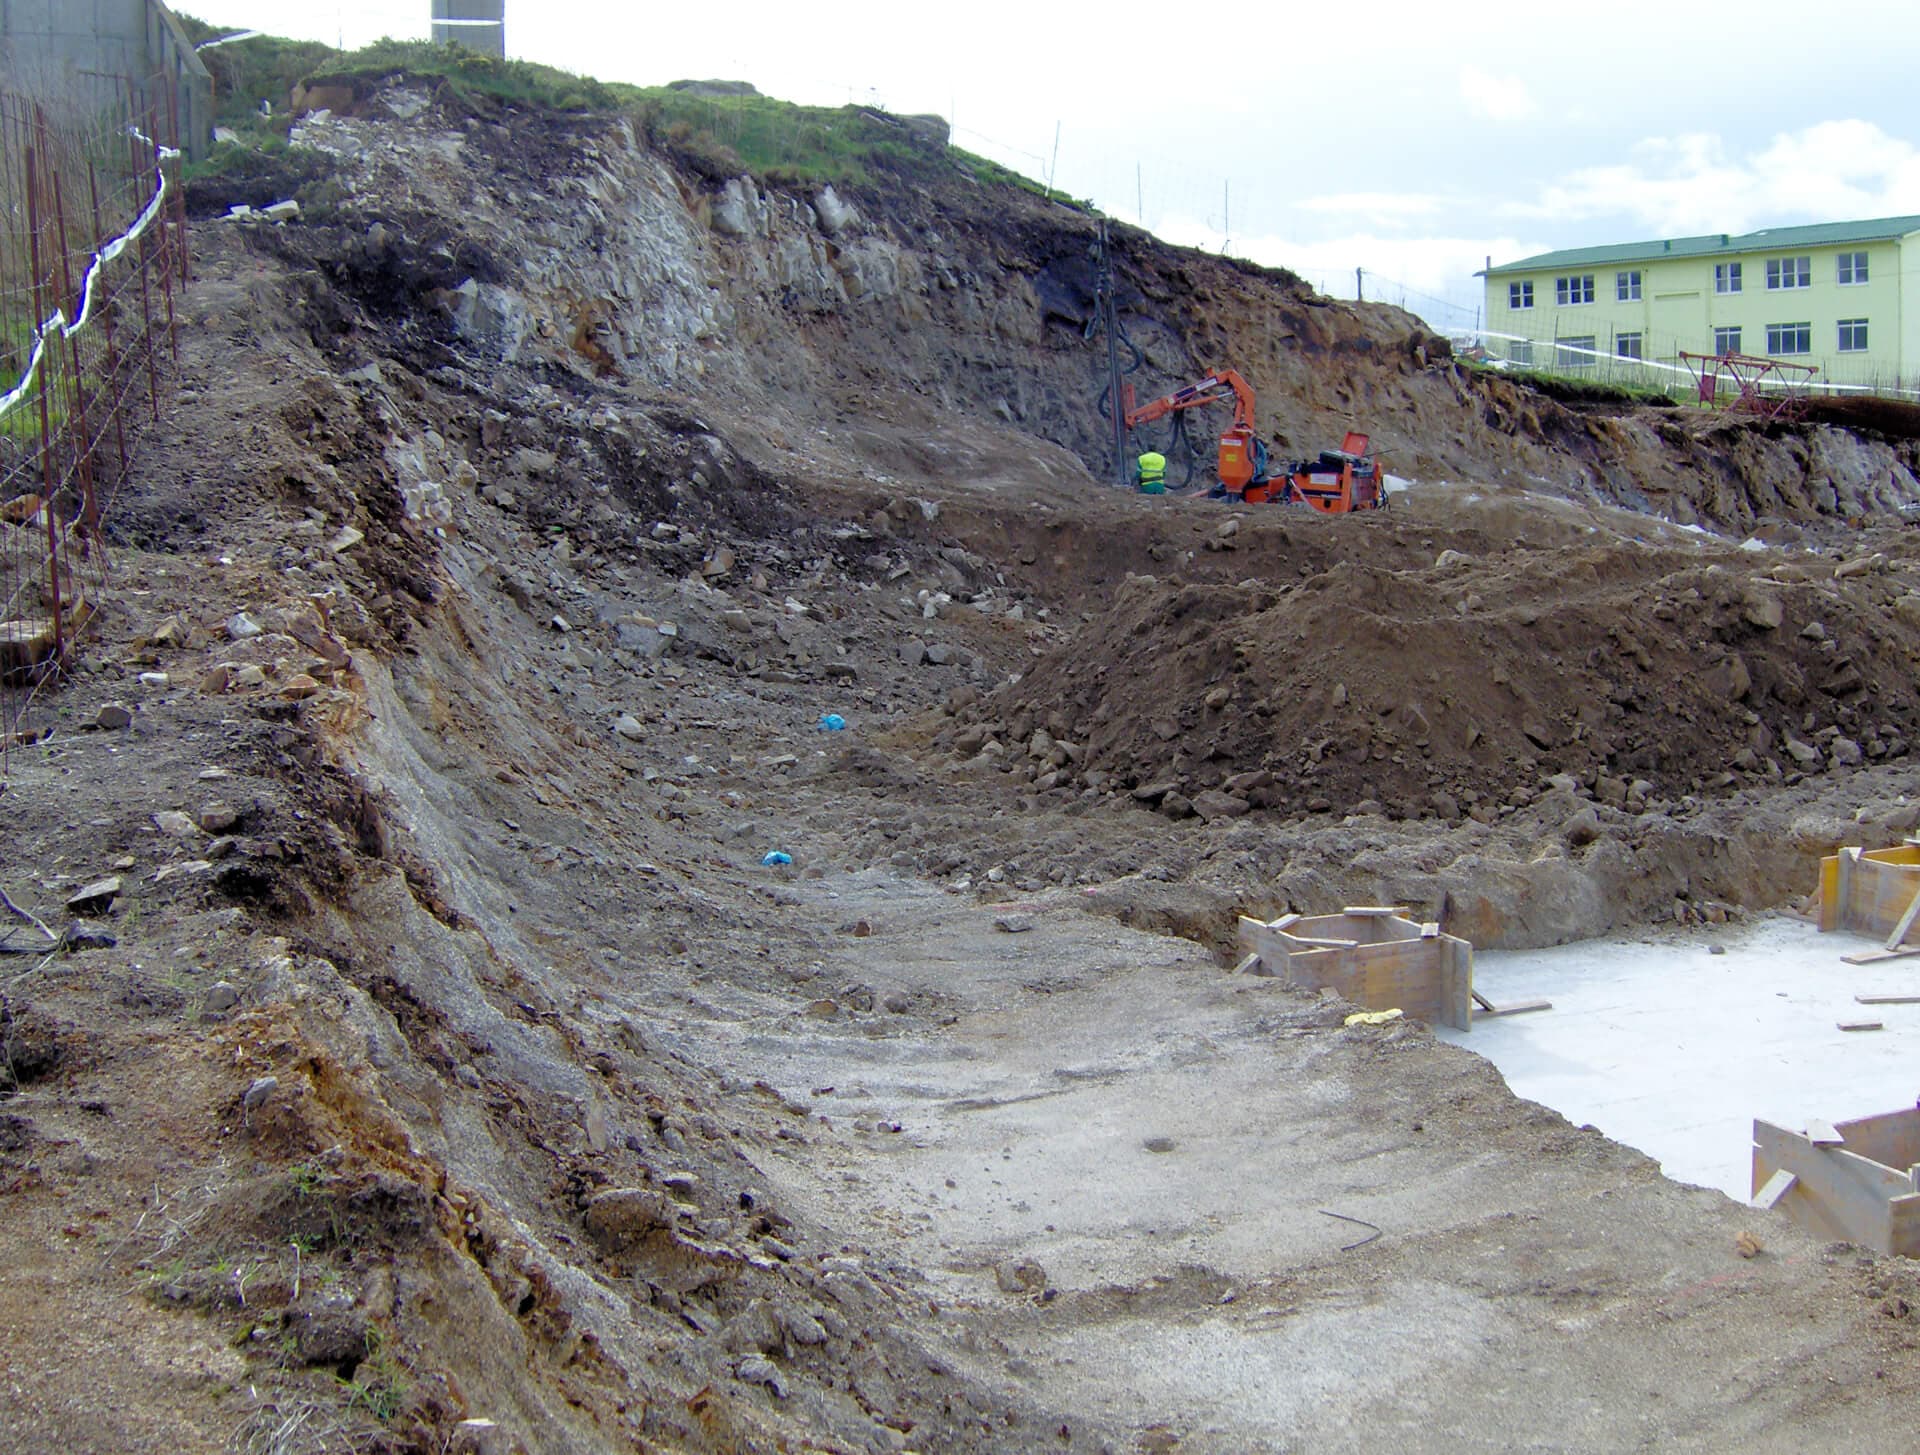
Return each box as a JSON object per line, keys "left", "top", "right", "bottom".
{"left": 7, "top": 78, "right": 1920, "bottom": 1454}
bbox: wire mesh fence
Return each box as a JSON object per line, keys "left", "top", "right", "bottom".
{"left": 1463, "top": 326, "right": 1920, "bottom": 405}
{"left": 0, "top": 75, "right": 184, "bottom": 790}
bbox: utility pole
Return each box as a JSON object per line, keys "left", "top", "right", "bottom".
{"left": 1046, "top": 121, "right": 1061, "bottom": 200}
{"left": 1356, "top": 267, "right": 1364, "bottom": 301}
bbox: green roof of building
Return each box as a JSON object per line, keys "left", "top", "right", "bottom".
{"left": 1481, "top": 214, "right": 1920, "bottom": 275}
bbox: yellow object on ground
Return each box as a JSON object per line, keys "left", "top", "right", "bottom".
{"left": 1344, "top": 1008, "right": 1403, "bottom": 1027}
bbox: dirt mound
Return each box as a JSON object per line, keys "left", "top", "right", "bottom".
{"left": 954, "top": 506, "right": 1920, "bottom": 822}
{"left": 1802, "top": 392, "right": 1920, "bottom": 442}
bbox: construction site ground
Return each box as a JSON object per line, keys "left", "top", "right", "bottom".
{"left": 9, "top": 85, "right": 1920, "bottom": 1453}
{"left": 1453, "top": 916, "right": 1920, "bottom": 1199}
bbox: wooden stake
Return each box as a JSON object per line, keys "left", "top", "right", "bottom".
{"left": 1753, "top": 1169, "right": 1797, "bottom": 1210}
{"left": 1886, "top": 880, "right": 1920, "bottom": 951}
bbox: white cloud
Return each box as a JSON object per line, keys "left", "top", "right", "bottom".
{"left": 1458, "top": 65, "right": 1537, "bottom": 123}
{"left": 1502, "top": 120, "right": 1920, "bottom": 235}
{"left": 1154, "top": 216, "right": 1545, "bottom": 328}
{"left": 1297, "top": 192, "right": 1448, "bottom": 229}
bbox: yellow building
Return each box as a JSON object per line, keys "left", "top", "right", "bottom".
{"left": 1478, "top": 214, "right": 1920, "bottom": 393}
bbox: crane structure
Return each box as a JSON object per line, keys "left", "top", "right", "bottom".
{"left": 1677, "top": 349, "right": 1818, "bottom": 422}
{"left": 1122, "top": 369, "right": 1385, "bottom": 512}
{"left": 1123, "top": 369, "right": 1268, "bottom": 497}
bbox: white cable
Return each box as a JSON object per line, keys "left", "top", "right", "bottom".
{"left": 0, "top": 128, "right": 179, "bottom": 423}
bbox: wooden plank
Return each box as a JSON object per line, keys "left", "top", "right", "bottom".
{"left": 1471, "top": 988, "right": 1496, "bottom": 1013}
{"left": 1473, "top": 998, "right": 1553, "bottom": 1019}
{"left": 1231, "top": 953, "right": 1261, "bottom": 976}
{"left": 1438, "top": 936, "right": 1472, "bottom": 1032}
{"left": 1753, "top": 1119, "right": 1893, "bottom": 1248}
{"left": 1819, "top": 853, "right": 1840, "bottom": 933}
{"left": 1287, "top": 935, "right": 1361, "bottom": 950}
{"left": 1420, "top": 922, "right": 1440, "bottom": 939}
{"left": 1838, "top": 1019, "right": 1885, "bottom": 1032}
{"left": 1887, "top": 880, "right": 1920, "bottom": 950}
{"left": 1855, "top": 993, "right": 1920, "bottom": 1004}
{"left": 1340, "top": 906, "right": 1409, "bottom": 917}
{"left": 1833, "top": 1109, "right": 1920, "bottom": 1170}
{"left": 1888, "top": 1193, "right": 1920, "bottom": 1258}
{"left": 1840, "top": 946, "right": 1920, "bottom": 965}
{"left": 1829, "top": 1147, "right": 1916, "bottom": 1196}
{"left": 1806, "top": 1119, "right": 1845, "bottom": 1146}
{"left": 1753, "top": 1169, "right": 1798, "bottom": 1210}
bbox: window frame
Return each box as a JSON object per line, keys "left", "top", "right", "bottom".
{"left": 1557, "top": 334, "right": 1597, "bottom": 368}
{"left": 1837, "top": 251, "right": 1869, "bottom": 286}
{"left": 1837, "top": 318, "right": 1869, "bottom": 353}
{"left": 1765, "top": 255, "right": 1811, "bottom": 291}
{"left": 1555, "top": 274, "right": 1595, "bottom": 306}
{"left": 1616, "top": 270, "right": 1641, "bottom": 302}
{"left": 1712, "top": 325, "right": 1742, "bottom": 355}
{"left": 1765, "top": 321, "right": 1812, "bottom": 356}
{"left": 1714, "top": 262, "right": 1742, "bottom": 294}
{"left": 1616, "top": 332, "right": 1643, "bottom": 360}
{"left": 1508, "top": 280, "right": 1534, "bottom": 310}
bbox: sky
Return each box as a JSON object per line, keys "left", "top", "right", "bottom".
{"left": 187, "top": 1, "right": 1920, "bottom": 335}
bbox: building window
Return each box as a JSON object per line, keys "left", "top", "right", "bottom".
{"left": 1617, "top": 271, "right": 1641, "bottom": 301}
{"left": 1713, "top": 325, "right": 1742, "bottom": 354}
{"left": 1765, "top": 256, "right": 1811, "bottom": 290}
{"left": 1557, "top": 335, "right": 1595, "bottom": 367}
{"left": 1765, "top": 322, "right": 1811, "bottom": 355}
{"left": 1837, "top": 251, "right": 1869, "bottom": 285}
{"left": 1838, "top": 318, "right": 1869, "bottom": 352}
{"left": 1616, "top": 332, "right": 1643, "bottom": 359}
{"left": 1507, "top": 339, "right": 1534, "bottom": 366}
{"left": 1508, "top": 280, "right": 1533, "bottom": 309}
{"left": 1555, "top": 275, "right": 1594, "bottom": 305}
{"left": 1715, "top": 262, "right": 1742, "bottom": 293}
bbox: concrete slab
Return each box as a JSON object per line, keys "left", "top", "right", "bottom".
{"left": 1439, "top": 913, "right": 1920, "bottom": 1197}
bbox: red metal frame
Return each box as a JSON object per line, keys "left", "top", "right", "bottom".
{"left": 1679, "top": 349, "right": 1818, "bottom": 422}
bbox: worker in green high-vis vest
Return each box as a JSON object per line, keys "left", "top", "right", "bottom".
{"left": 1134, "top": 450, "right": 1167, "bottom": 495}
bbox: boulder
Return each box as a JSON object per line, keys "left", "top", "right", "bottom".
{"left": 583, "top": 1187, "right": 670, "bottom": 1249}
{"left": 1192, "top": 790, "right": 1251, "bottom": 822}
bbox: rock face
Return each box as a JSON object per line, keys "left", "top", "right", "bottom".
{"left": 288, "top": 83, "right": 1920, "bottom": 523}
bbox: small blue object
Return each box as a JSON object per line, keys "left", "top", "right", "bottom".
{"left": 761, "top": 851, "right": 793, "bottom": 866}
{"left": 819, "top": 714, "right": 847, "bottom": 731}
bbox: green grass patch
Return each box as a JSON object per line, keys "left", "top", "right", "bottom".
{"left": 1463, "top": 358, "right": 1685, "bottom": 409}
{"left": 169, "top": 19, "right": 1060, "bottom": 200}
{"left": 339, "top": 1327, "right": 410, "bottom": 1424}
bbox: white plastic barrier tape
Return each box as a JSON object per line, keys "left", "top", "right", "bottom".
{"left": 1464, "top": 327, "right": 1920, "bottom": 401}
{"left": 0, "top": 127, "right": 181, "bottom": 423}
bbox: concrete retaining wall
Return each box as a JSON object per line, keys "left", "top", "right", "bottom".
{"left": 431, "top": 0, "right": 506, "bottom": 58}
{"left": 0, "top": 0, "right": 210, "bottom": 159}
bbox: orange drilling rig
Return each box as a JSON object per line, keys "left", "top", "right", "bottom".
{"left": 1122, "top": 369, "right": 1386, "bottom": 512}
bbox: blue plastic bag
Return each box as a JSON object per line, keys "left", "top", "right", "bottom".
{"left": 761, "top": 851, "right": 793, "bottom": 866}
{"left": 819, "top": 714, "right": 847, "bottom": 731}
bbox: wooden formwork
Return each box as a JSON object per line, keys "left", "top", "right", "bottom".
{"left": 1752, "top": 1108, "right": 1920, "bottom": 1256}
{"left": 1236, "top": 907, "right": 1474, "bottom": 1031}
{"left": 1816, "top": 844, "right": 1920, "bottom": 944}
